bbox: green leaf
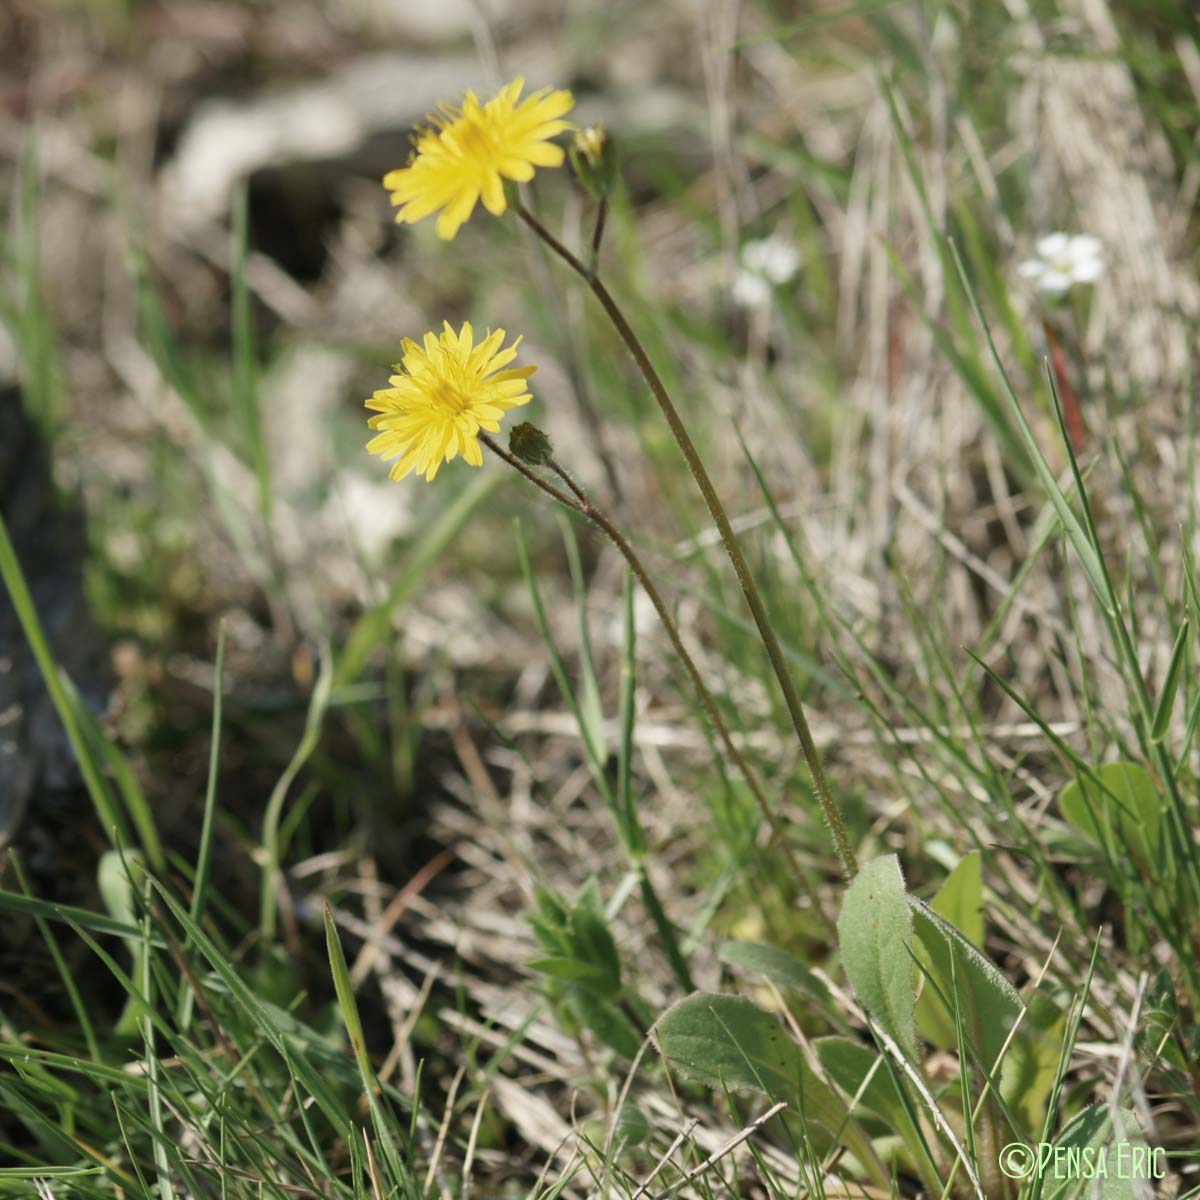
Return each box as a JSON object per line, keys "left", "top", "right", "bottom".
{"left": 837, "top": 855, "right": 918, "bottom": 1061}
{"left": 526, "top": 955, "right": 614, "bottom": 989}
{"left": 0, "top": 889, "right": 158, "bottom": 943}
{"left": 1150, "top": 619, "right": 1189, "bottom": 742}
{"left": 0, "top": 512, "right": 128, "bottom": 852}
{"left": 561, "top": 517, "right": 608, "bottom": 767}
{"left": 1059, "top": 762, "right": 1162, "bottom": 873}
{"left": 999, "top": 992, "right": 1065, "bottom": 1136}
{"left": 1043, "top": 1106, "right": 1148, "bottom": 1200}
{"left": 324, "top": 903, "right": 368, "bottom": 1079}
{"left": 97, "top": 850, "right": 149, "bottom": 1038}
{"left": 654, "top": 993, "right": 845, "bottom": 1145}
{"left": 909, "top": 900, "right": 1023, "bottom": 1072}
{"left": 613, "top": 1105, "right": 650, "bottom": 1146}
{"left": 814, "top": 1035, "right": 944, "bottom": 1194}
{"left": 718, "top": 941, "right": 835, "bottom": 1013}
{"left": 930, "top": 852, "right": 984, "bottom": 948}
{"left": 948, "top": 238, "right": 1113, "bottom": 614}
{"left": 1139, "top": 970, "right": 1186, "bottom": 1072}
{"left": 149, "top": 880, "right": 353, "bottom": 1143}
{"left": 570, "top": 885, "right": 623, "bottom": 996}
{"left": 97, "top": 850, "right": 145, "bottom": 931}
{"left": 916, "top": 852, "right": 985, "bottom": 1045}
{"left": 570, "top": 990, "right": 642, "bottom": 1059}
{"left": 814, "top": 1036, "right": 922, "bottom": 1147}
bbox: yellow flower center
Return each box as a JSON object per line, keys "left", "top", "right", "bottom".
{"left": 429, "top": 379, "right": 471, "bottom": 416}
{"left": 455, "top": 116, "right": 498, "bottom": 165}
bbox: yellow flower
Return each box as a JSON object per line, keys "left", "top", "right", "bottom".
{"left": 366, "top": 322, "right": 535, "bottom": 482}
{"left": 383, "top": 77, "right": 575, "bottom": 240}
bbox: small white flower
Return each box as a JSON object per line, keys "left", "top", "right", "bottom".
{"left": 1018, "top": 232, "right": 1104, "bottom": 295}
{"left": 731, "top": 270, "right": 773, "bottom": 308}
{"left": 731, "top": 233, "right": 801, "bottom": 308}
{"left": 741, "top": 235, "right": 801, "bottom": 283}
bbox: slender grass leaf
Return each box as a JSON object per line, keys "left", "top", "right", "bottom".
{"left": 947, "top": 239, "right": 1112, "bottom": 612}
{"left": 1151, "top": 619, "right": 1189, "bottom": 742}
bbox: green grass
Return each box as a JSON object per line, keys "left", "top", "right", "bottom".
{"left": 3, "top": 0, "right": 1200, "bottom": 1196}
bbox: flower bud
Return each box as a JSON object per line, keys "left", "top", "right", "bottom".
{"left": 569, "top": 123, "right": 618, "bottom": 200}
{"left": 509, "top": 422, "right": 554, "bottom": 466}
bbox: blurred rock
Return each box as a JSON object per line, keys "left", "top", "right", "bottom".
{"left": 161, "top": 51, "right": 546, "bottom": 232}
{"left": 0, "top": 395, "right": 108, "bottom": 855}
{"left": 367, "top": 0, "right": 525, "bottom": 41}
{"left": 262, "top": 342, "right": 356, "bottom": 499}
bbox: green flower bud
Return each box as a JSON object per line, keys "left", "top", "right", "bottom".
{"left": 568, "top": 123, "right": 618, "bottom": 200}
{"left": 509, "top": 422, "right": 554, "bottom": 466}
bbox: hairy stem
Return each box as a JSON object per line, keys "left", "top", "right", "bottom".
{"left": 514, "top": 202, "right": 858, "bottom": 879}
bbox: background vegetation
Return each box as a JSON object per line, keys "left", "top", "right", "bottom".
{"left": 2, "top": 0, "right": 1199, "bottom": 1195}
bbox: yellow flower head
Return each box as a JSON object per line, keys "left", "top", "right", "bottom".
{"left": 383, "top": 77, "right": 575, "bottom": 240}
{"left": 366, "top": 322, "right": 535, "bottom": 482}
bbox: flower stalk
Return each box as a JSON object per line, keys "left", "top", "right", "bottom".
{"left": 486, "top": 430, "right": 834, "bottom": 923}
{"left": 513, "top": 201, "right": 858, "bottom": 879}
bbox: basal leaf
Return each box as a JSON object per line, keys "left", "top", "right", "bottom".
{"left": 815, "top": 1036, "right": 924, "bottom": 1151}
{"left": 916, "top": 852, "right": 984, "bottom": 1045}
{"left": 1059, "top": 762, "right": 1162, "bottom": 874}
{"left": 910, "top": 899, "right": 1023, "bottom": 1072}
{"left": 718, "top": 941, "right": 835, "bottom": 1014}
{"left": 837, "top": 855, "right": 918, "bottom": 1061}
{"left": 1043, "top": 1106, "right": 1149, "bottom": 1200}
{"left": 654, "top": 992, "right": 845, "bottom": 1144}
{"left": 930, "top": 852, "right": 984, "bottom": 948}
{"left": 1000, "top": 992, "right": 1066, "bottom": 1137}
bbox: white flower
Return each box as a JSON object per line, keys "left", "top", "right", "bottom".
{"left": 1018, "top": 232, "right": 1104, "bottom": 295}
{"left": 731, "top": 270, "right": 773, "bottom": 308}
{"left": 731, "top": 233, "right": 801, "bottom": 308}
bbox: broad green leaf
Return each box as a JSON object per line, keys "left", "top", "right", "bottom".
{"left": 1043, "top": 1106, "right": 1148, "bottom": 1200}
{"left": 837, "top": 855, "right": 918, "bottom": 1061}
{"left": 1059, "top": 762, "right": 1162, "bottom": 873}
{"left": 529, "top": 880, "right": 623, "bottom": 997}
{"left": 96, "top": 851, "right": 145, "bottom": 931}
{"left": 718, "top": 941, "right": 835, "bottom": 1013}
{"left": 1140, "top": 970, "right": 1186, "bottom": 1072}
{"left": 654, "top": 993, "right": 846, "bottom": 1145}
{"left": 909, "top": 900, "right": 1023, "bottom": 1072}
{"left": 814, "top": 1036, "right": 925, "bottom": 1155}
{"left": 612, "top": 1105, "right": 650, "bottom": 1146}
{"left": 1000, "top": 992, "right": 1066, "bottom": 1136}
{"left": 570, "top": 990, "right": 642, "bottom": 1060}
{"left": 526, "top": 955, "right": 615, "bottom": 990}
{"left": 930, "top": 852, "right": 984, "bottom": 948}
{"left": 916, "top": 852, "right": 984, "bottom": 1045}
{"left": 569, "top": 887, "right": 623, "bottom": 995}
